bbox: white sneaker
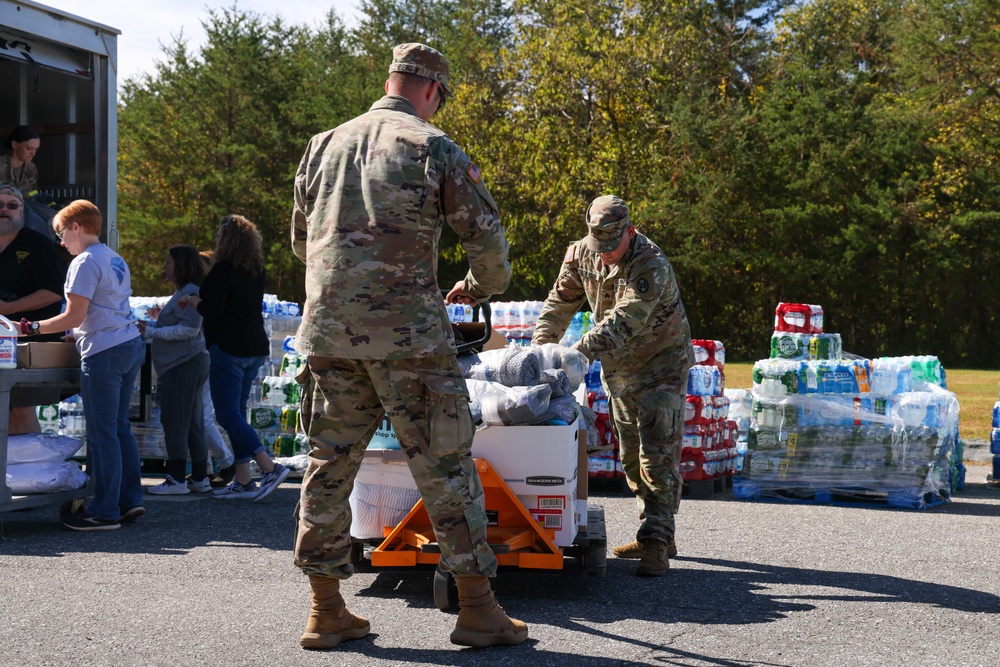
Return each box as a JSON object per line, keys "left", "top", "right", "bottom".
{"left": 211, "top": 480, "right": 260, "bottom": 499}
{"left": 254, "top": 463, "right": 290, "bottom": 502}
{"left": 187, "top": 477, "right": 212, "bottom": 493}
{"left": 147, "top": 476, "right": 191, "bottom": 495}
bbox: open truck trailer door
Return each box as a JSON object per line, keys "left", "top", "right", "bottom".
{"left": 1, "top": 0, "right": 119, "bottom": 249}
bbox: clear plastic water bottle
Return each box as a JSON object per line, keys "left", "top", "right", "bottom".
{"left": 37, "top": 404, "right": 60, "bottom": 435}
{"left": 561, "top": 312, "right": 584, "bottom": 346}
{"left": 585, "top": 359, "right": 603, "bottom": 395}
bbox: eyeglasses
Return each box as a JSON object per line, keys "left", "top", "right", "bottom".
{"left": 55, "top": 223, "right": 74, "bottom": 241}
{"left": 1, "top": 202, "right": 20, "bottom": 211}
{"left": 436, "top": 84, "right": 447, "bottom": 113}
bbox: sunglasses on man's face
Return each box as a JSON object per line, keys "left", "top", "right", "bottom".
{"left": 1, "top": 202, "right": 21, "bottom": 211}
{"left": 436, "top": 84, "right": 447, "bottom": 112}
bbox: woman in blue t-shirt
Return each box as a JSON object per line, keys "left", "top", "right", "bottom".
{"left": 21, "top": 199, "right": 146, "bottom": 531}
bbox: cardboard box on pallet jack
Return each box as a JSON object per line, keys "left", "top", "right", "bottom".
{"left": 471, "top": 416, "right": 581, "bottom": 547}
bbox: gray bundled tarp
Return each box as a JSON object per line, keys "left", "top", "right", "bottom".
{"left": 458, "top": 346, "right": 540, "bottom": 387}
{"left": 466, "top": 379, "right": 552, "bottom": 426}
{"left": 539, "top": 368, "right": 573, "bottom": 399}
{"left": 529, "top": 343, "right": 588, "bottom": 390}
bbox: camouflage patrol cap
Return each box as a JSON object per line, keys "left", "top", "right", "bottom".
{"left": 584, "top": 195, "right": 631, "bottom": 252}
{"left": 389, "top": 43, "right": 453, "bottom": 97}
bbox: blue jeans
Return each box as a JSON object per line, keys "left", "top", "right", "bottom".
{"left": 208, "top": 345, "right": 265, "bottom": 463}
{"left": 80, "top": 336, "right": 145, "bottom": 521}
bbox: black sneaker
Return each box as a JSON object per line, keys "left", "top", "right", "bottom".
{"left": 120, "top": 507, "right": 146, "bottom": 524}
{"left": 62, "top": 507, "right": 121, "bottom": 532}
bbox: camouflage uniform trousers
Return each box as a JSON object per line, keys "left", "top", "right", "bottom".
{"left": 293, "top": 354, "right": 498, "bottom": 580}
{"left": 608, "top": 384, "right": 685, "bottom": 544}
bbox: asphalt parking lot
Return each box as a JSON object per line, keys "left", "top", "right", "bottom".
{"left": 1, "top": 453, "right": 998, "bottom": 667}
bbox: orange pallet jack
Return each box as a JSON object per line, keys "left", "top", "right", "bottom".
{"left": 352, "top": 457, "right": 607, "bottom": 610}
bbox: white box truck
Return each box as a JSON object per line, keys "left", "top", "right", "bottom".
{"left": 0, "top": 0, "right": 120, "bottom": 248}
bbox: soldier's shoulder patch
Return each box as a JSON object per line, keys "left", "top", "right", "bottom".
{"left": 563, "top": 245, "right": 576, "bottom": 264}
{"left": 16, "top": 251, "right": 29, "bottom": 263}
{"left": 637, "top": 277, "right": 649, "bottom": 293}
{"left": 467, "top": 163, "right": 482, "bottom": 183}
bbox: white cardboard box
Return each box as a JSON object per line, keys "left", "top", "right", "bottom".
{"left": 472, "top": 416, "right": 581, "bottom": 546}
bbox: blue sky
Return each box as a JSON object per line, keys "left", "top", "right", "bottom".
{"left": 37, "top": 0, "right": 363, "bottom": 82}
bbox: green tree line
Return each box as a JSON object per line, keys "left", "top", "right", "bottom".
{"left": 117, "top": 0, "right": 1000, "bottom": 366}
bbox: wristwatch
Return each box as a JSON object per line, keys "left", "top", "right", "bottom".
{"left": 19, "top": 318, "right": 40, "bottom": 335}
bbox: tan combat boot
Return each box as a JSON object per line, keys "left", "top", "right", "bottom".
{"left": 612, "top": 538, "right": 677, "bottom": 559}
{"left": 299, "top": 575, "right": 371, "bottom": 649}
{"left": 449, "top": 575, "right": 529, "bottom": 647}
{"left": 635, "top": 539, "right": 670, "bottom": 577}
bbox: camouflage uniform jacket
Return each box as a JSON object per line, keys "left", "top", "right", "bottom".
{"left": 292, "top": 95, "right": 511, "bottom": 360}
{"left": 532, "top": 233, "right": 694, "bottom": 396}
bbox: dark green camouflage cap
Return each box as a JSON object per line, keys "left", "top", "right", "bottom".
{"left": 584, "top": 195, "right": 631, "bottom": 252}
{"left": 389, "top": 43, "right": 453, "bottom": 97}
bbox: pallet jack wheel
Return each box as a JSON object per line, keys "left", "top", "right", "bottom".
{"left": 582, "top": 542, "right": 607, "bottom": 577}
{"left": 433, "top": 566, "right": 458, "bottom": 611}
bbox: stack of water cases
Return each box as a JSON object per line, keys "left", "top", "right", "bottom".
{"left": 735, "top": 303, "right": 959, "bottom": 509}
{"left": 585, "top": 359, "right": 625, "bottom": 480}
{"left": 247, "top": 335, "right": 309, "bottom": 459}
{"left": 483, "top": 302, "right": 595, "bottom": 348}
{"left": 681, "top": 340, "right": 739, "bottom": 482}
{"left": 989, "top": 388, "right": 1000, "bottom": 485}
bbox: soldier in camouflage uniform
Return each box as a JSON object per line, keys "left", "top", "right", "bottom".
{"left": 290, "top": 43, "right": 527, "bottom": 649}
{"left": 532, "top": 195, "right": 694, "bottom": 577}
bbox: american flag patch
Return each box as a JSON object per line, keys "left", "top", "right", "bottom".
{"left": 468, "top": 163, "right": 481, "bottom": 183}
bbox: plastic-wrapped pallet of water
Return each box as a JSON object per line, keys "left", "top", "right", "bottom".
{"left": 739, "top": 384, "right": 959, "bottom": 508}
{"left": 769, "top": 332, "right": 842, "bottom": 361}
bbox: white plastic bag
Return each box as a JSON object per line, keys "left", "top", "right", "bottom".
{"left": 466, "top": 379, "right": 552, "bottom": 426}
{"left": 529, "top": 343, "right": 589, "bottom": 391}
{"left": 6, "top": 461, "right": 88, "bottom": 494}
{"left": 6, "top": 433, "right": 83, "bottom": 464}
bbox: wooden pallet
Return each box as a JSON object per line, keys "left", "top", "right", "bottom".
{"left": 732, "top": 477, "right": 949, "bottom": 510}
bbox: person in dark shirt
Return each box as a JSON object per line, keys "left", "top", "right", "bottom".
{"left": 0, "top": 185, "right": 65, "bottom": 325}
{"left": 0, "top": 184, "right": 66, "bottom": 433}
{"left": 182, "top": 214, "right": 289, "bottom": 501}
